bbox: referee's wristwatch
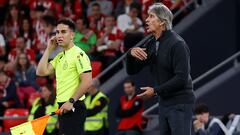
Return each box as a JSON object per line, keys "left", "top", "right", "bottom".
{"left": 69, "top": 98, "right": 75, "bottom": 104}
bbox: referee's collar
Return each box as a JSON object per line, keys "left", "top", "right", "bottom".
{"left": 63, "top": 46, "right": 75, "bottom": 55}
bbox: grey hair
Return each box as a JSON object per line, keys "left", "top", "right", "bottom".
{"left": 148, "top": 3, "right": 173, "bottom": 30}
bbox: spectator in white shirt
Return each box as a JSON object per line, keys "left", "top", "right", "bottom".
{"left": 117, "top": 2, "right": 144, "bottom": 34}
{"left": 117, "top": 3, "right": 145, "bottom": 51}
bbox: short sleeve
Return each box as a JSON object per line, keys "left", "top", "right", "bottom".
{"left": 76, "top": 51, "right": 92, "bottom": 74}
{"left": 49, "top": 54, "right": 60, "bottom": 69}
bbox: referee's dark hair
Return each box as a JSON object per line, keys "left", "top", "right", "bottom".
{"left": 57, "top": 19, "right": 75, "bottom": 31}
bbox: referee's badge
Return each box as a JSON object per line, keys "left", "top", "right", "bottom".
{"left": 63, "top": 60, "right": 68, "bottom": 70}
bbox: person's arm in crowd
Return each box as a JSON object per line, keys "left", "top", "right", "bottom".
{"left": 107, "top": 39, "right": 121, "bottom": 51}
{"left": 86, "top": 97, "right": 108, "bottom": 117}
{"left": 153, "top": 42, "right": 190, "bottom": 94}
{"left": 116, "top": 99, "right": 142, "bottom": 118}
{"left": 96, "top": 32, "right": 108, "bottom": 46}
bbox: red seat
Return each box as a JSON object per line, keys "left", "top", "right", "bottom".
{"left": 3, "top": 108, "right": 29, "bottom": 132}
{"left": 16, "top": 86, "right": 36, "bottom": 107}
{"left": 27, "top": 91, "right": 41, "bottom": 108}
{"left": 91, "top": 61, "right": 102, "bottom": 78}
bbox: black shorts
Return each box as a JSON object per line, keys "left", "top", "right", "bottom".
{"left": 58, "top": 100, "right": 86, "bottom": 135}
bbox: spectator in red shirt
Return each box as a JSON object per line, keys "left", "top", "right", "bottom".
{"left": 96, "top": 15, "right": 124, "bottom": 68}
{"left": 141, "top": 0, "right": 154, "bottom": 22}
{"left": 0, "top": 71, "right": 21, "bottom": 126}
{"left": 19, "top": 17, "right": 34, "bottom": 49}
{"left": 88, "top": 3, "right": 105, "bottom": 34}
{"left": 4, "top": 4, "right": 21, "bottom": 48}
{"left": 8, "top": 36, "right": 36, "bottom": 64}
{"left": 29, "top": 0, "right": 56, "bottom": 15}
{"left": 31, "top": 5, "right": 48, "bottom": 56}
{"left": 161, "top": 0, "right": 190, "bottom": 25}
{"left": 58, "top": 0, "right": 83, "bottom": 20}
{"left": 116, "top": 80, "right": 144, "bottom": 135}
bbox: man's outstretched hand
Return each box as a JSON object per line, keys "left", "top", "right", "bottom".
{"left": 137, "top": 87, "right": 155, "bottom": 100}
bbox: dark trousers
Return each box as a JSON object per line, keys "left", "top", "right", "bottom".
{"left": 58, "top": 100, "right": 86, "bottom": 135}
{"left": 159, "top": 103, "right": 193, "bottom": 135}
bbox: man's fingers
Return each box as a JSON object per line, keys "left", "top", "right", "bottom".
{"left": 134, "top": 51, "right": 145, "bottom": 60}
{"left": 135, "top": 48, "right": 147, "bottom": 59}
{"left": 132, "top": 50, "right": 144, "bottom": 60}
{"left": 135, "top": 50, "right": 147, "bottom": 60}
{"left": 133, "top": 49, "right": 147, "bottom": 60}
{"left": 131, "top": 48, "right": 147, "bottom": 60}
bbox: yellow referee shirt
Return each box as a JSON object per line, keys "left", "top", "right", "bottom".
{"left": 50, "top": 46, "right": 92, "bottom": 102}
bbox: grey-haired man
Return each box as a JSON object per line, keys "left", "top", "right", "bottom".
{"left": 126, "top": 3, "right": 195, "bottom": 135}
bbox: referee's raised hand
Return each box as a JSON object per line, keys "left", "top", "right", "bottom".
{"left": 47, "top": 36, "right": 57, "bottom": 53}
{"left": 130, "top": 47, "right": 147, "bottom": 61}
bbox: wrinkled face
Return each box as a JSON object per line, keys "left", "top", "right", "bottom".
{"left": 18, "top": 53, "right": 28, "bottom": 66}
{"left": 124, "top": 82, "right": 135, "bottom": 95}
{"left": 92, "top": 5, "right": 101, "bottom": 17}
{"left": 145, "top": 12, "right": 164, "bottom": 33}
{"left": 104, "top": 16, "right": 115, "bottom": 27}
{"left": 56, "top": 24, "right": 74, "bottom": 48}
{"left": 196, "top": 112, "right": 209, "bottom": 124}
{"left": 40, "top": 86, "right": 52, "bottom": 99}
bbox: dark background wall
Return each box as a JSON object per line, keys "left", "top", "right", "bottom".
{"left": 177, "top": 0, "right": 238, "bottom": 79}
{"left": 197, "top": 68, "right": 240, "bottom": 115}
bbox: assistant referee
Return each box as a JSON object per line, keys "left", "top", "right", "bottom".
{"left": 36, "top": 19, "right": 92, "bottom": 135}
